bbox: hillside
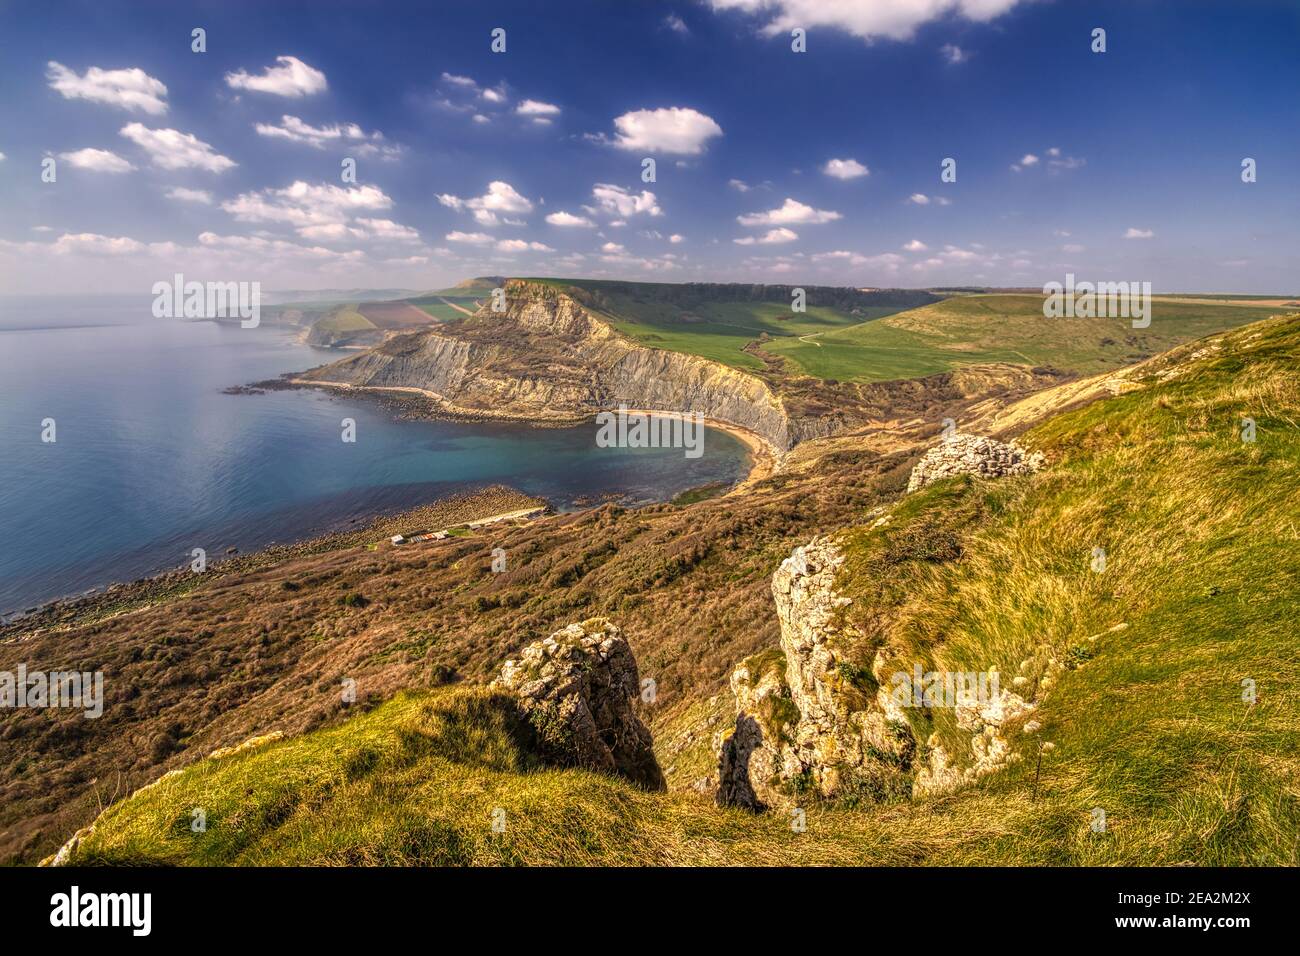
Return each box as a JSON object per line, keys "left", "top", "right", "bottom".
{"left": 764, "top": 293, "right": 1282, "bottom": 381}
{"left": 31, "top": 310, "right": 1300, "bottom": 866}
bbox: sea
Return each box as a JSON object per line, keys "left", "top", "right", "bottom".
{"left": 0, "top": 295, "right": 749, "bottom": 614}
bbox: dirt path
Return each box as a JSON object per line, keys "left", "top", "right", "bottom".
{"left": 439, "top": 297, "right": 476, "bottom": 316}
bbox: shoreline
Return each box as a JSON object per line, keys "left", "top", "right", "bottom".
{"left": 0, "top": 485, "right": 548, "bottom": 631}
{"left": 290, "top": 378, "right": 780, "bottom": 494}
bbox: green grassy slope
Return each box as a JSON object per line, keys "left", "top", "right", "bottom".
{"left": 61, "top": 313, "right": 1300, "bottom": 866}
{"left": 313, "top": 305, "right": 376, "bottom": 333}
{"left": 527, "top": 278, "right": 928, "bottom": 371}
{"left": 765, "top": 294, "right": 1280, "bottom": 382}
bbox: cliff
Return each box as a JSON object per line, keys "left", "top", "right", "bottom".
{"left": 300, "top": 279, "right": 799, "bottom": 450}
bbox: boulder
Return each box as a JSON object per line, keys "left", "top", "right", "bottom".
{"left": 493, "top": 618, "right": 664, "bottom": 791}
{"left": 907, "top": 432, "right": 1045, "bottom": 492}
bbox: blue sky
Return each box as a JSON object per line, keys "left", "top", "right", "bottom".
{"left": 1, "top": 0, "right": 1297, "bottom": 294}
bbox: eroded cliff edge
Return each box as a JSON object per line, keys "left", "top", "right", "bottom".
{"left": 299, "top": 279, "right": 802, "bottom": 451}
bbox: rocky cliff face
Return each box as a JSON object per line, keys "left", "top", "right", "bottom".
{"left": 302, "top": 280, "right": 797, "bottom": 449}
{"left": 718, "top": 538, "right": 916, "bottom": 809}
{"left": 718, "top": 437, "right": 1056, "bottom": 810}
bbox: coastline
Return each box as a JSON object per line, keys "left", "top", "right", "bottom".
{"left": 1, "top": 485, "right": 548, "bottom": 632}
{"left": 290, "top": 378, "right": 779, "bottom": 494}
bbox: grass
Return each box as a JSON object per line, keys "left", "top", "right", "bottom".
{"left": 60, "top": 313, "right": 1300, "bottom": 866}
{"left": 314, "top": 305, "right": 376, "bottom": 333}
{"left": 765, "top": 293, "right": 1281, "bottom": 382}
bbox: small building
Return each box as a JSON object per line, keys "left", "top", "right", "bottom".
{"left": 390, "top": 534, "right": 406, "bottom": 545}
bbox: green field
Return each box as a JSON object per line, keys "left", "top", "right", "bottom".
{"left": 407, "top": 294, "right": 484, "bottom": 321}
{"left": 313, "top": 306, "right": 376, "bottom": 333}
{"left": 764, "top": 294, "right": 1283, "bottom": 382}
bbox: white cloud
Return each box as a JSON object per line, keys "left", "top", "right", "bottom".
{"left": 728, "top": 178, "right": 751, "bottom": 192}
{"left": 669, "top": 233, "right": 685, "bottom": 244}
{"left": 546, "top": 211, "right": 595, "bottom": 227}
{"left": 225, "top": 56, "right": 326, "bottom": 97}
{"left": 734, "top": 227, "right": 798, "bottom": 245}
{"left": 51, "top": 232, "right": 145, "bottom": 256}
{"left": 222, "top": 181, "right": 393, "bottom": 237}
{"left": 0, "top": 152, "right": 5, "bottom": 162}
{"left": 591, "top": 183, "right": 662, "bottom": 218}
{"left": 46, "top": 61, "right": 167, "bottom": 114}
{"left": 165, "top": 186, "right": 213, "bottom": 204}
{"left": 665, "top": 13, "right": 690, "bottom": 33}
{"left": 119, "top": 124, "right": 236, "bottom": 172}
{"left": 354, "top": 218, "right": 421, "bottom": 242}
{"left": 496, "top": 239, "right": 553, "bottom": 253}
{"left": 58, "top": 147, "right": 134, "bottom": 173}
{"left": 941, "top": 43, "right": 968, "bottom": 64}
{"left": 903, "top": 239, "right": 928, "bottom": 252}
{"left": 738, "top": 198, "right": 840, "bottom": 226}
{"left": 438, "top": 180, "right": 534, "bottom": 226}
{"left": 602, "top": 242, "right": 627, "bottom": 254}
{"left": 1124, "top": 228, "right": 1154, "bottom": 240}
{"left": 1010, "top": 153, "right": 1039, "bottom": 172}
{"left": 908, "top": 193, "right": 931, "bottom": 205}
{"left": 1061, "top": 243, "right": 1085, "bottom": 253}
{"left": 254, "top": 115, "right": 394, "bottom": 156}
{"left": 604, "top": 107, "right": 722, "bottom": 154}
{"left": 516, "top": 99, "right": 561, "bottom": 117}
{"left": 823, "top": 157, "right": 869, "bottom": 180}
{"left": 705, "top": 0, "right": 1027, "bottom": 42}
{"left": 446, "top": 231, "right": 494, "bottom": 245}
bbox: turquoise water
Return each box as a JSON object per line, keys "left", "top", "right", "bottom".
{"left": 0, "top": 296, "right": 748, "bottom": 614}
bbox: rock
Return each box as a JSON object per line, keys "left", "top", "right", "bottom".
{"left": 907, "top": 432, "right": 1045, "bottom": 492}
{"left": 493, "top": 618, "right": 664, "bottom": 791}
{"left": 717, "top": 538, "right": 914, "bottom": 810}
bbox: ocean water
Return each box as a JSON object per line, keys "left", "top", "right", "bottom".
{"left": 0, "top": 296, "right": 748, "bottom": 614}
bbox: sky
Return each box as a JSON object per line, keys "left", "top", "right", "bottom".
{"left": 0, "top": 0, "right": 1297, "bottom": 295}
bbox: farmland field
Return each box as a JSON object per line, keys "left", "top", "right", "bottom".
{"left": 764, "top": 294, "right": 1284, "bottom": 382}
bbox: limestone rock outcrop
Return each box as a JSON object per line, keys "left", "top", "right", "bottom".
{"left": 907, "top": 432, "right": 1045, "bottom": 492}
{"left": 493, "top": 618, "right": 665, "bottom": 791}
{"left": 718, "top": 538, "right": 914, "bottom": 810}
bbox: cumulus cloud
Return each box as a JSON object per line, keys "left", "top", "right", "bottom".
{"left": 516, "top": 99, "right": 561, "bottom": 117}
{"left": 603, "top": 107, "right": 722, "bottom": 154}
{"left": 734, "top": 227, "right": 798, "bottom": 245}
{"left": 496, "top": 239, "right": 553, "bottom": 252}
{"left": 1010, "top": 153, "right": 1039, "bottom": 172}
{"left": 908, "top": 193, "right": 931, "bottom": 204}
{"left": 728, "top": 178, "right": 751, "bottom": 192}
{"left": 1124, "top": 227, "right": 1154, "bottom": 239}
{"left": 704, "top": 0, "right": 1027, "bottom": 42}
{"left": 46, "top": 61, "right": 168, "bottom": 114}
{"left": 50, "top": 232, "right": 146, "bottom": 256}
{"left": 445, "top": 231, "right": 494, "bottom": 244}
{"left": 225, "top": 56, "right": 327, "bottom": 97}
{"left": 669, "top": 233, "right": 684, "bottom": 243}
{"left": 591, "top": 183, "right": 662, "bottom": 218}
{"left": 903, "top": 239, "right": 928, "bottom": 252}
{"left": 222, "top": 181, "right": 394, "bottom": 238}
{"left": 119, "top": 124, "right": 236, "bottom": 172}
{"left": 823, "top": 157, "right": 869, "bottom": 180}
{"left": 665, "top": 13, "right": 690, "bottom": 34}
{"left": 546, "top": 211, "right": 595, "bottom": 227}
{"left": 58, "top": 147, "right": 135, "bottom": 173}
{"left": 165, "top": 187, "right": 213, "bottom": 204}
{"left": 438, "top": 180, "right": 534, "bottom": 226}
{"left": 738, "top": 197, "right": 840, "bottom": 226}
